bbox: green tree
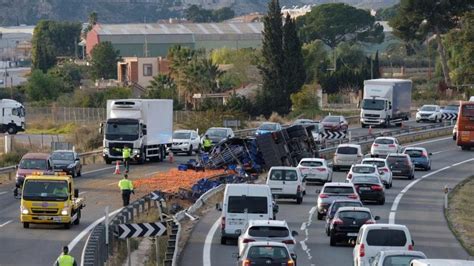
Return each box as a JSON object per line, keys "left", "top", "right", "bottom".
{"left": 84, "top": 11, "right": 98, "bottom": 36}
{"left": 375, "top": 4, "right": 399, "bottom": 21}
{"left": 185, "top": 5, "right": 234, "bottom": 22}
{"left": 26, "top": 70, "right": 64, "bottom": 101}
{"left": 168, "top": 45, "right": 197, "bottom": 107}
{"left": 259, "top": 0, "right": 286, "bottom": 115}
{"left": 373, "top": 50, "right": 381, "bottom": 79}
{"left": 145, "top": 74, "right": 178, "bottom": 100}
{"left": 389, "top": 0, "right": 472, "bottom": 86}
{"left": 290, "top": 83, "right": 319, "bottom": 112}
{"left": 90, "top": 41, "right": 120, "bottom": 79}
{"left": 283, "top": 13, "right": 306, "bottom": 111}
{"left": 302, "top": 40, "right": 329, "bottom": 83}
{"left": 48, "top": 63, "right": 87, "bottom": 92}
{"left": 212, "top": 7, "right": 235, "bottom": 21}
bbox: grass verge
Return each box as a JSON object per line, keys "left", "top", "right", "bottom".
{"left": 445, "top": 175, "right": 474, "bottom": 256}
{"left": 25, "top": 122, "right": 77, "bottom": 134}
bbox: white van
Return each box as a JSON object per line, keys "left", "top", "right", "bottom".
{"left": 266, "top": 166, "right": 306, "bottom": 204}
{"left": 411, "top": 259, "right": 474, "bottom": 266}
{"left": 333, "top": 144, "right": 363, "bottom": 171}
{"left": 353, "top": 224, "right": 414, "bottom": 266}
{"left": 220, "top": 184, "right": 275, "bottom": 245}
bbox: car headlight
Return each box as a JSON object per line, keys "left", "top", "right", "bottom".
{"left": 21, "top": 206, "right": 29, "bottom": 215}
{"left": 61, "top": 208, "right": 69, "bottom": 216}
{"left": 133, "top": 149, "right": 140, "bottom": 154}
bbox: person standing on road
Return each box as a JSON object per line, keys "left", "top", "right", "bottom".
{"left": 55, "top": 246, "right": 77, "bottom": 266}
{"left": 118, "top": 174, "right": 134, "bottom": 206}
{"left": 113, "top": 145, "right": 132, "bottom": 172}
{"left": 203, "top": 135, "right": 212, "bottom": 153}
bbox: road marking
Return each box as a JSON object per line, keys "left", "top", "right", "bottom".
{"left": 107, "top": 182, "right": 117, "bottom": 186}
{"left": 389, "top": 158, "right": 474, "bottom": 224}
{"left": 203, "top": 217, "right": 221, "bottom": 266}
{"left": 0, "top": 220, "right": 12, "bottom": 227}
{"left": 79, "top": 191, "right": 87, "bottom": 195}
{"left": 0, "top": 191, "right": 7, "bottom": 196}
{"left": 403, "top": 136, "right": 451, "bottom": 147}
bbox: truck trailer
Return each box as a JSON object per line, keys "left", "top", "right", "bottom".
{"left": 101, "top": 99, "right": 173, "bottom": 164}
{"left": 360, "top": 79, "right": 412, "bottom": 128}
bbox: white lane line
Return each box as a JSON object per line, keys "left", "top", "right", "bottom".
{"left": 0, "top": 191, "right": 7, "bottom": 196}
{"left": 203, "top": 218, "right": 221, "bottom": 266}
{"left": 79, "top": 191, "right": 87, "bottom": 195}
{"left": 107, "top": 182, "right": 117, "bottom": 186}
{"left": 403, "top": 136, "right": 451, "bottom": 147}
{"left": 389, "top": 158, "right": 474, "bottom": 224}
{"left": 82, "top": 166, "right": 116, "bottom": 175}
{"left": 0, "top": 220, "right": 13, "bottom": 227}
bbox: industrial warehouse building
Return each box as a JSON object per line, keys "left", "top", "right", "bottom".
{"left": 86, "top": 22, "right": 263, "bottom": 57}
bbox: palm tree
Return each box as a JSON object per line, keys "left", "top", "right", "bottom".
{"left": 146, "top": 74, "right": 177, "bottom": 99}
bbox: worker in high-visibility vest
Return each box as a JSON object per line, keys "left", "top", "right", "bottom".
{"left": 118, "top": 174, "right": 134, "bottom": 206}
{"left": 114, "top": 145, "right": 132, "bottom": 172}
{"left": 55, "top": 246, "right": 77, "bottom": 266}
{"left": 203, "top": 135, "right": 212, "bottom": 153}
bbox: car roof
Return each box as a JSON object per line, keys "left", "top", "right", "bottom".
{"left": 208, "top": 127, "right": 231, "bottom": 130}
{"left": 337, "top": 144, "right": 361, "bottom": 148}
{"left": 422, "top": 104, "right": 439, "bottom": 107}
{"left": 330, "top": 199, "right": 362, "bottom": 205}
{"left": 174, "top": 129, "right": 195, "bottom": 133}
{"left": 362, "top": 158, "right": 386, "bottom": 162}
{"left": 323, "top": 182, "right": 354, "bottom": 187}
{"left": 387, "top": 153, "right": 408, "bottom": 157}
{"left": 362, "top": 223, "right": 408, "bottom": 230}
{"left": 246, "top": 241, "right": 288, "bottom": 248}
{"left": 248, "top": 220, "right": 288, "bottom": 227}
{"left": 375, "top": 136, "right": 396, "bottom": 140}
{"left": 299, "top": 158, "right": 325, "bottom": 162}
{"left": 378, "top": 250, "right": 426, "bottom": 257}
{"left": 260, "top": 122, "right": 279, "bottom": 125}
{"left": 352, "top": 164, "right": 376, "bottom": 168}
{"left": 270, "top": 166, "right": 297, "bottom": 170}
{"left": 22, "top": 153, "right": 51, "bottom": 159}
{"left": 404, "top": 146, "right": 426, "bottom": 151}
{"left": 337, "top": 206, "right": 371, "bottom": 213}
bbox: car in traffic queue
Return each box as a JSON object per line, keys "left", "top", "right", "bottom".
{"left": 170, "top": 129, "right": 201, "bottom": 155}
{"left": 237, "top": 220, "right": 298, "bottom": 260}
{"left": 441, "top": 104, "right": 460, "bottom": 116}
{"left": 293, "top": 118, "right": 315, "bottom": 125}
{"left": 266, "top": 166, "right": 306, "bottom": 204}
{"left": 403, "top": 147, "right": 432, "bottom": 171}
{"left": 51, "top": 150, "right": 82, "bottom": 178}
{"left": 410, "top": 259, "right": 474, "bottom": 266}
{"left": 325, "top": 199, "right": 364, "bottom": 236}
{"left": 203, "top": 127, "right": 235, "bottom": 146}
{"left": 386, "top": 153, "right": 415, "bottom": 179}
{"left": 329, "top": 207, "right": 379, "bottom": 246}
{"left": 345, "top": 164, "right": 382, "bottom": 183}
{"left": 371, "top": 250, "right": 427, "bottom": 266}
{"left": 297, "top": 158, "right": 333, "bottom": 184}
{"left": 349, "top": 175, "right": 386, "bottom": 205}
{"left": 255, "top": 122, "right": 282, "bottom": 136}
{"left": 15, "top": 153, "right": 55, "bottom": 197}
{"left": 353, "top": 223, "right": 415, "bottom": 266}
{"left": 236, "top": 241, "right": 296, "bottom": 266}
{"left": 316, "top": 182, "right": 359, "bottom": 220}
{"left": 416, "top": 105, "right": 443, "bottom": 123}
{"left": 321, "top": 115, "right": 349, "bottom": 133}
{"left": 333, "top": 144, "right": 363, "bottom": 171}
{"left": 361, "top": 158, "right": 393, "bottom": 189}
{"left": 370, "top": 137, "right": 401, "bottom": 158}
{"left": 455, "top": 101, "right": 474, "bottom": 150}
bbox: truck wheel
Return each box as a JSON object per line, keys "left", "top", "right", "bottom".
{"left": 7, "top": 126, "right": 17, "bottom": 135}
{"left": 159, "top": 146, "right": 164, "bottom": 162}
{"left": 187, "top": 145, "right": 193, "bottom": 156}
{"left": 73, "top": 210, "right": 81, "bottom": 225}
{"left": 23, "top": 222, "right": 29, "bottom": 229}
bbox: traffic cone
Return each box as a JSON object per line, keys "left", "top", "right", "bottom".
{"left": 169, "top": 151, "right": 174, "bottom": 163}
{"left": 114, "top": 161, "right": 121, "bottom": 175}
{"left": 368, "top": 125, "right": 373, "bottom": 135}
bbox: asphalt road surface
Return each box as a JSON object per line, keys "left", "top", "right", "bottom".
{"left": 180, "top": 137, "right": 474, "bottom": 266}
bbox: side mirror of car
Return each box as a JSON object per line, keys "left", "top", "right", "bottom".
{"left": 374, "top": 216, "right": 380, "bottom": 220}
{"left": 429, "top": 152, "right": 433, "bottom": 156}
{"left": 291, "top": 230, "right": 299, "bottom": 237}
{"left": 316, "top": 189, "right": 321, "bottom": 194}
{"left": 74, "top": 188, "right": 79, "bottom": 198}
{"left": 291, "top": 254, "right": 297, "bottom": 261}
{"left": 235, "top": 229, "right": 242, "bottom": 235}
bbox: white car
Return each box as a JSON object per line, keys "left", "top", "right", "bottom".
{"left": 353, "top": 224, "right": 415, "bottom": 266}
{"left": 237, "top": 220, "right": 298, "bottom": 257}
{"left": 333, "top": 144, "right": 363, "bottom": 171}
{"left": 267, "top": 166, "right": 306, "bottom": 204}
{"left": 411, "top": 259, "right": 474, "bottom": 266}
{"left": 371, "top": 137, "right": 401, "bottom": 157}
{"left": 371, "top": 250, "right": 427, "bottom": 266}
{"left": 170, "top": 130, "right": 201, "bottom": 155}
{"left": 297, "top": 158, "right": 333, "bottom": 184}
{"left": 345, "top": 164, "right": 382, "bottom": 183}
{"left": 361, "top": 158, "right": 392, "bottom": 188}
{"left": 416, "top": 105, "right": 442, "bottom": 123}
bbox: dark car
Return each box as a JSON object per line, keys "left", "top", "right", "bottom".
{"left": 325, "top": 199, "right": 363, "bottom": 236}
{"left": 321, "top": 115, "right": 348, "bottom": 133}
{"left": 350, "top": 175, "right": 385, "bottom": 205}
{"left": 403, "top": 147, "right": 432, "bottom": 171}
{"left": 386, "top": 153, "right": 415, "bottom": 179}
{"left": 51, "top": 150, "right": 82, "bottom": 178}
{"left": 329, "top": 206, "right": 379, "bottom": 246}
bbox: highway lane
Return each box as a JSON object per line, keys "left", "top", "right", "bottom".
{"left": 179, "top": 137, "right": 473, "bottom": 266}
{"left": 0, "top": 154, "right": 195, "bottom": 266}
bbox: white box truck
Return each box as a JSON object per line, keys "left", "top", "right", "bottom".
{"left": 101, "top": 99, "right": 173, "bottom": 164}
{"left": 0, "top": 99, "right": 25, "bottom": 134}
{"left": 360, "top": 79, "right": 412, "bottom": 128}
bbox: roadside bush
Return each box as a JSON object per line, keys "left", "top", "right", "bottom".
{"left": 0, "top": 149, "right": 28, "bottom": 167}
{"left": 178, "top": 110, "right": 247, "bottom": 133}
{"left": 69, "top": 125, "right": 102, "bottom": 152}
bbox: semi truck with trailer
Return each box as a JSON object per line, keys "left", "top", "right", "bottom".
{"left": 360, "top": 79, "right": 412, "bottom": 128}
{"left": 0, "top": 98, "right": 25, "bottom": 134}
{"left": 101, "top": 99, "right": 173, "bottom": 164}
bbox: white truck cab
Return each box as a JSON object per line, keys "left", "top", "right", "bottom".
{"left": 0, "top": 99, "right": 25, "bottom": 134}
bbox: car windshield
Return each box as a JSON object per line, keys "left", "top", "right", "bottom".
{"left": 300, "top": 161, "right": 323, "bottom": 167}
{"left": 323, "top": 116, "right": 340, "bottom": 123}
{"left": 323, "top": 186, "right": 354, "bottom": 194}
{"left": 375, "top": 138, "right": 394, "bottom": 145}
{"left": 105, "top": 121, "right": 139, "bottom": 141}
{"left": 227, "top": 196, "right": 267, "bottom": 214}
{"left": 387, "top": 156, "right": 409, "bottom": 165}
{"left": 352, "top": 176, "right": 379, "bottom": 183}
{"left": 366, "top": 229, "right": 407, "bottom": 246}
{"left": 338, "top": 211, "right": 371, "bottom": 220}
{"left": 383, "top": 255, "right": 425, "bottom": 266}
{"left": 362, "top": 160, "right": 385, "bottom": 168}
{"left": 362, "top": 99, "right": 385, "bottom": 110}
{"left": 337, "top": 147, "right": 358, "bottom": 154}
{"left": 19, "top": 159, "right": 48, "bottom": 170}
{"left": 22, "top": 180, "right": 68, "bottom": 201}
{"left": 51, "top": 152, "right": 74, "bottom": 161}
{"left": 404, "top": 149, "right": 424, "bottom": 158}
{"left": 421, "top": 106, "right": 436, "bottom": 111}
{"left": 206, "top": 129, "right": 228, "bottom": 138}
{"left": 330, "top": 202, "right": 363, "bottom": 216}
{"left": 352, "top": 166, "right": 375, "bottom": 174}
{"left": 444, "top": 105, "right": 459, "bottom": 111}
{"left": 247, "top": 246, "right": 289, "bottom": 260}
{"left": 173, "top": 132, "right": 191, "bottom": 139}
{"left": 248, "top": 226, "right": 289, "bottom": 237}
{"left": 259, "top": 123, "right": 278, "bottom": 130}
{"left": 269, "top": 169, "right": 298, "bottom": 181}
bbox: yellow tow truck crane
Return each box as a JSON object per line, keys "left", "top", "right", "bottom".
{"left": 20, "top": 172, "right": 85, "bottom": 229}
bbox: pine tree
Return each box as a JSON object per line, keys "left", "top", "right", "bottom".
{"left": 373, "top": 50, "right": 380, "bottom": 79}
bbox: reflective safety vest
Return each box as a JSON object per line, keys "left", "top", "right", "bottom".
{"left": 118, "top": 179, "right": 134, "bottom": 190}
{"left": 203, "top": 138, "right": 212, "bottom": 148}
{"left": 57, "top": 254, "right": 75, "bottom": 266}
{"left": 122, "top": 147, "right": 132, "bottom": 159}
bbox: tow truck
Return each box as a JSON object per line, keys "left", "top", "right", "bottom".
{"left": 20, "top": 172, "right": 85, "bottom": 229}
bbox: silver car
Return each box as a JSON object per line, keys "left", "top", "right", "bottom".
{"left": 371, "top": 250, "right": 427, "bottom": 266}
{"left": 361, "top": 158, "right": 393, "bottom": 188}
{"left": 316, "top": 182, "right": 359, "bottom": 220}
{"left": 371, "top": 137, "right": 401, "bottom": 158}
